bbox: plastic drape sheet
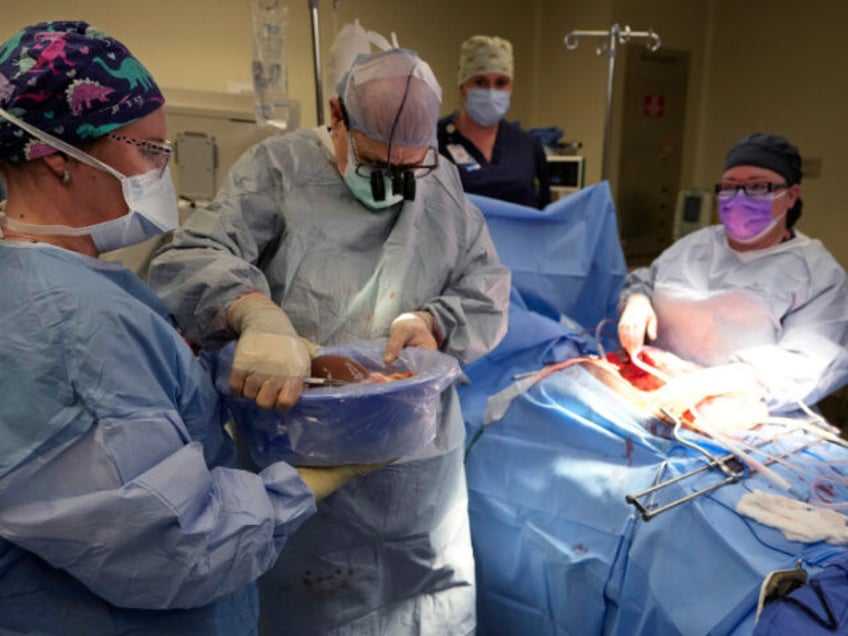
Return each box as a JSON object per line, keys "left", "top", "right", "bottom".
{"left": 461, "top": 359, "right": 668, "bottom": 635}
{"left": 468, "top": 181, "right": 627, "bottom": 336}
{"left": 459, "top": 319, "right": 848, "bottom": 635}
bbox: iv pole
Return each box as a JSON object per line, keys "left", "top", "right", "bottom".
{"left": 308, "top": 0, "right": 343, "bottom": 126}
{"left": 563, "top": 24, "right": 662, "bottom": 182}
{"left": 308, "top": 0, "right": 324, "bottom": 125}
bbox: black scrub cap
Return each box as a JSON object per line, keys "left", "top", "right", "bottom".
{"left": 723, "top": 133, "right": 802, "bottom": 185}
{"left": 724, "top": 132, "right": 804, "bottom": 227}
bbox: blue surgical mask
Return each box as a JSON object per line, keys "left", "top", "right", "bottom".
{"left": 465, "top": 88, "right": 511, "bottom": 126}
{"left": 0, "top": 107, "right": 179, "bottom": 253}
{"left": 718, "top": 192, "right": 785, "bottom": 244}
{"left": 342, "top": 142, "right": 403, "bottom": 211}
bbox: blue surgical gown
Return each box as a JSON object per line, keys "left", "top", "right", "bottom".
{"left": 0, "top": 242, "right": 316, "bottom": 635}
{"left": 620, "top": 225, "right": 848, "bottom": 412}
{"left": 148, "top": 126, "right": 511, "bottom": 635}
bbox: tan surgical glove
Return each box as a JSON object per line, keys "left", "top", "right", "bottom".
{"left": 383, "top": 311, "right": 438, "bottom": 365}
{"left": 618, "top": 293, "right": 658, "bottom": 357}
{"left": 296, "top": 462, "right": 389, "bottom": 501}
{"left": 227, "top": 293, "right": 311, "bottom": 412}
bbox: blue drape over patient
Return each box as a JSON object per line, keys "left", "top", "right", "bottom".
{"left": 461, "top": 185, "right": 848, "bottom": 635}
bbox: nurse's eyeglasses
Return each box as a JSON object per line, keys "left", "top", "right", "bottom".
{"left": 108, "top": 133, "right": 173, "bottom": 178}
{"left": 714, "top": 182, "right": 788, "bottom": 199}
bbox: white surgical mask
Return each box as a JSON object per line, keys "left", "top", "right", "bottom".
{"left": 0, "top": 107, "right": 179, "bottom": 253}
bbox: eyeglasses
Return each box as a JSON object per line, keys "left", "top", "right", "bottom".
{"left": 714, "top": 182, "right": 788, "bottom": 199}
{"left": 349, "top": 137, "right": 439, "bottom": 181}
{"left": 108, "top": 133, "right": 173, "bottom": 178}
{"left": 348, "top": 137, "right": 439, "bottom": 202}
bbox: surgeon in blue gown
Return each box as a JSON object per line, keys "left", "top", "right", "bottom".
{"left": 0, "top": 21, "right": 372, "bottom": 636}
{"left": 618, "top": 133, "right": 848, "bottom": 415}
{"left": 149, "top": 45, "right": 510, "bottom": 635}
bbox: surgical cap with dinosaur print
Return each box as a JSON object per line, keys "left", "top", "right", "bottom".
{"left": 0, "top": 21, "right": 164, "bottom": 163}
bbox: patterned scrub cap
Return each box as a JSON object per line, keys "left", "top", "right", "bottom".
{"left": 457, "top": 35, "right": 513, "bottom": 86}
{"left": 0, "top": 21, "right": 164, "bottom": 164}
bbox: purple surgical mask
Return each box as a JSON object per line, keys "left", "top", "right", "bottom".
{"left": 718, "top": 192, "right": 783, "bottom": 244}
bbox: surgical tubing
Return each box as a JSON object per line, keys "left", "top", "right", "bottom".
{"left": 705, "top": 428, "right": 793, "bottom": 491}
{"left": 727, "top": 432, "right": 848, "bottom": 487}
{"left": 706, "top": 429, "right": 848, "bottom": 509}
{"left": 629, "top": 346, "right": 674, "bottom": 385}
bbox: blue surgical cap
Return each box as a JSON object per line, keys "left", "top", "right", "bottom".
{"left": 724, "top": 133, "right": 802, "bottom": 185}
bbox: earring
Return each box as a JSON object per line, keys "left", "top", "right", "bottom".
{"left": 61, "top": 169, "right": 70, "bottom": 184}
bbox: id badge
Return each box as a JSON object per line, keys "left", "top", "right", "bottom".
{"left": 446, "top": 143, "right": 480, "bottom": 172}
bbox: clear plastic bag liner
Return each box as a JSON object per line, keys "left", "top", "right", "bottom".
{"left": 211, "top": 339, "right": 459, "bottom": 466}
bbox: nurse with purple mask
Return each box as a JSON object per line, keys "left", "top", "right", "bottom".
{"left": 616, "top": 133, "right": 848, "bottom": 415}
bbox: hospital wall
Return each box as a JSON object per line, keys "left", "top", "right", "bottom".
{"left": 1, "top": 1, "right": 845, "bottom": 268}
{"left": 693, "top": 0, "right": 848, "bottom": 270}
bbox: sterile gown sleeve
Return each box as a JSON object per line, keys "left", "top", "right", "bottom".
{"left": 148, "top": 178, "right": 285, "bottom": 348}
{"left": 150, "top": 131, "right": 510, "bottom": 363}
{"left": 414, "top": 175, "right": 511, "bottom": 364}
{"left": 729, "top": 246, "right": 848, "bottom": 410}
{"left": 0, "top": 247, "right": 316, "bottom": 611}
{"left": 618, "top": 264, "right": 655, "bottom": 311}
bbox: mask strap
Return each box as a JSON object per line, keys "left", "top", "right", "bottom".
{"left": 0, "top": 211, "right": 114, "bottom": 237}
{"left": 0, "top": 107, "right": 126, "bottom": 182}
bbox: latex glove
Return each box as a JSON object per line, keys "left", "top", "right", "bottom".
{"left": 296, "top": 462, "right": 388, "bottom": 501}
{"left": 298, "top": 336, "right": 319, "bottom": 359}
{"left": 227, "top": 293, "right": 311, "bottom": 412}
{"left": 618, "top": 293, "right": 658, "bottom": 357}
{"left": 383, "top": 311, "right": 438, "bottom": 364}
